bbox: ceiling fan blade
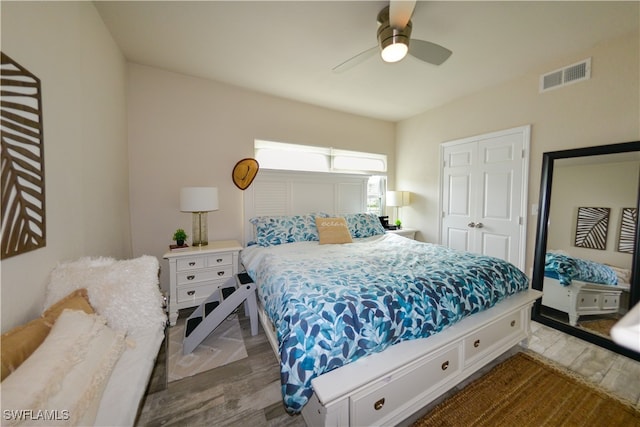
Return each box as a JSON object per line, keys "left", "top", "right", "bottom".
{"left": 389, "top": 0, "right": 416, "bottom": 29}
{"left": 409, "top": 39, "right": 452, "bottom": 65}
{"left": 332, "top": 46, "right": 378, "bottom": 73}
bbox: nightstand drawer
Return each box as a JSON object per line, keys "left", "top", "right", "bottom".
{"left": 206, "top": 253, "right": 233, "bottom": 267}
{"left": 176, "top": 257, "right": 206, "bottom": 271}
{"left": 177, "top": 266, "right": 233, "bottom": 285}
{"left": 177, "top": 282, "right": 218, "bottom": 304}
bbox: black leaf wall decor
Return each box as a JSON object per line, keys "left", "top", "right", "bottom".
{"left": 1, "top": 52, "right": 46, "bottom": 259}
{"left": 618, "top": 207, "right": 637, "bottom": 253}
{"left": 574, "top": 207, "right": 609, "bottom": 250}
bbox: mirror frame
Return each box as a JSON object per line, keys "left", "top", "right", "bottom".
{"left": 531, "top": 140, "right": 640, "bottom": 361}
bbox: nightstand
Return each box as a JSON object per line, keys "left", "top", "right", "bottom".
{"left": 386, "top": 228, "right": 417, "bottom": 240}
{"left": 163, "top": 240, "right": 242, "bottom": 326}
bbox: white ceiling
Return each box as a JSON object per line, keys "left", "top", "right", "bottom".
{"left": 95, "top": 1, "right": 639, "bottom": 122}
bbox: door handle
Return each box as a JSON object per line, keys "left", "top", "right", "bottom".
{"left": 475, "top": 222, "right": 484, "bottom": 229}
{"left": 468, "top": 222, "right": 476, "bottom": 228}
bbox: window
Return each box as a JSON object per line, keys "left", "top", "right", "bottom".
{"left": 367, "top": 175, "right": 386, "bottom": 216}
{"left": 255, "top": 140, "right": 387, "bottom": 215}
{"left": 255, "top": 140, "right": 386, "bottom": 174}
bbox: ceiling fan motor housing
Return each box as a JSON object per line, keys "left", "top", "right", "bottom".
{"left": 377, "top": 20, "right": 412, "bottom": 52}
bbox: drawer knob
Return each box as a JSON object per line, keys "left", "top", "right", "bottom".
{"left": 218, "top": 271, "right": 225, "bottom": 276}
{"left": 189, "top": 261, "right": 196, "bottom": 266}
{"left": 510, "top": 320, "right": 516, "bottom": 327}
{"left": 216, "top": 258, "right": 223, "bottom": 263}
{"left": 187, "top": 290, "right": 195, "bottom": 296}
{"left": 187, "top": 275, "right": 195, "bottom": 280}
{"left": 474, "top": 339, "right": 481, "bottom": 348}
{"left": 374, "top": 398, "right": 385, "bottom": 411}
{"left": 441, "top": 360, "right": 449, "bottom": 371}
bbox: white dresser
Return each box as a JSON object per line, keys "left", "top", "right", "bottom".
{"left": 164, "top": 240, "right": 242, "bottom": 326}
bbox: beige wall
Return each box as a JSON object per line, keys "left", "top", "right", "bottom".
{"left": 396, "top": 31, "right": 640, "bottom": 275}
{"left": 548, "top": 161, "right": 639, "bottom": 269}
{"left": 1, "top": 2, "right": 130, "bottom": 332}
{"left": 126, "top": 64, "right": 396, "bottom": 293}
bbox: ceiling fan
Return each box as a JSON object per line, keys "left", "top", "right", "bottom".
{"left": 333, "top": 0, "right": 452, "bottom": 73}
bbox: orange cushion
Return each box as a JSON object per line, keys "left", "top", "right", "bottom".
{"left": 1, "top": 318, "right": 50, "bottom": 381}
{"left": 42, "top": 288, "right": 94, "bottom": 327}
{"left": 1, "top": 289, "right": 93, "bottom": 381}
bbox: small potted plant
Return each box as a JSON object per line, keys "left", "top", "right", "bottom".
{"left": 173, "top": 228, "right": 187, "bottom": 247}
{"left": 395, "top": 219, "right": 402, "bottom": 229}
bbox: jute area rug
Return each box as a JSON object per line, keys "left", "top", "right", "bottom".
{"left": 578, "top": 318, "right": 618, "bottom": 338}
{"left": 412, "top": 352, "right": 640, "bottom": 427}
{"left": 167, "top": 315, "right": 248, "bottom": 382}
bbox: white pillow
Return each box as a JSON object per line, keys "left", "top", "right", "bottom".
{"left": 1, "top": 310, "right": 125, "bottom": 426}
{"left": 44, "top": 255, "right": 166, "bottom": 334}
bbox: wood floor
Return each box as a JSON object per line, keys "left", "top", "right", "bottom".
{"left": 136, "top": 309, "right": 305, "bottom": 426}
{"left": 136, "top": 309, "right": 640, "bottom": 426}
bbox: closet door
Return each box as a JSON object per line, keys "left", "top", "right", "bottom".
{"left": 441, "top": 126, "right": 529, "bottom": 270}
{"left": 441, "top": 143, "right": 477, "bottom": 253}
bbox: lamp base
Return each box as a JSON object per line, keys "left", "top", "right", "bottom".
{"left": 192, "top": 212, "right": 209, "bottom": 246}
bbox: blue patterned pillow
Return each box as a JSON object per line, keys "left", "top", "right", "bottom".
{"left": 343, "top": 212, "right": 386, "bottom": 238}
{"left": 250, "top": 213, "right": 328, "bottom": 247}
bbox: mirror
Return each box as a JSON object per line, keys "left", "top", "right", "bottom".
{"left": 532, "top": 141, "right": 640, "bottom": 361}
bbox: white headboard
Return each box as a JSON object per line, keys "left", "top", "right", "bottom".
{"left": 243, "top": 169, "right": 369, "bottom": 245}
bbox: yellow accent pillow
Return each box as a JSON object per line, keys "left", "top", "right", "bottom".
{"left": 1, "top": 289, "right": 93, "bottom": 381}
{"left": 42, "top": 288, "right": 94, "bottom": 327}
{"left": 316, "top": 217, "right": 353, "bottom": 244}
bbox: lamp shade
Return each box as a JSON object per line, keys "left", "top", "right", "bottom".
{"left": 180, "top": 187, "right": 219, "bottom": 212}
{"left": 387, "top": 191, "right": 410, "bottom": 207}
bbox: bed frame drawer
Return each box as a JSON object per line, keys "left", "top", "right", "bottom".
{"left": 601, "top": 293, "right": 620, "bottom": 310}
{"left": 576, "top": 292, "right": 601, "bottom": 310}
{"left": 350, "top": 345, "right": 460, "bottom": 427}
{"left": 464, "top": 309, "right": 522, "bottom": 364}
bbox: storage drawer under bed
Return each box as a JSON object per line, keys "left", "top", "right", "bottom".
{"left": 350, "top": 345, "right": 460, "bottom": 427}
{"left": 463, "top": 309, "right": 523, "bottom": 364}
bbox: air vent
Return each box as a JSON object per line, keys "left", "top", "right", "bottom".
{"left": 540, "top": 58, "right": 591, "bottom": 93}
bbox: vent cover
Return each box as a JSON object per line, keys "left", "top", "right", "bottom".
{"left": 540, "top": 58, "right": 591, "bottom": 92}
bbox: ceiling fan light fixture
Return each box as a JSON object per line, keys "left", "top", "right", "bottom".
{"left": 377, "top": 20, "right": 412, "bottom": 63}
{"left": 381, "top": 40, "right": 408, "bottom": 63}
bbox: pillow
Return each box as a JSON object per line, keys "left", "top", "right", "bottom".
{"left": 608, "top": 265, "right": 631, "bottom": 284}
{"left": 1, "top": 289, "right": 94, "bottom": 381}
{"left": 250, "top": 213, "right": 329, "bottom": 247}
{"left": 343, "top": 212, "right": 386, "bottom": 238}
{"left": 316, "top": 217, "right": 353, "bottom": 244}
{"left": 42, "top": 288, "right": 94, "bottom": 327}
{"left": 1, "top": 318, "right": 49, "bottom": 382}
{"left": 44, "top": 256, "right": 166, "bottom": 334}
{"left": 1, "top": 310, "right": 125, "bottom": 426}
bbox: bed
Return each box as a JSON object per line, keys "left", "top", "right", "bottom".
{"left": 542, "top": 252, "right": 629, "bottom": 326}
{"left": 242, "top": 170, "right": 541, "bottom": 426}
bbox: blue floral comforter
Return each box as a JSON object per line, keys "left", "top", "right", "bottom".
{"left": 544, "top": 252, "right": 618, "bottom": 286}
{"left": 241, "top": 234, "right": 529, "bottom": 413}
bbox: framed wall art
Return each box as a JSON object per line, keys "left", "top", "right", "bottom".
{"left": 574, "top": 207, "right": 609, "bottom": 250}
{"left": 618, "top": 207, "right": 637, "bottom": 253}
{"left": 1, "top": 52, "right": 46, "bottom": 259}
